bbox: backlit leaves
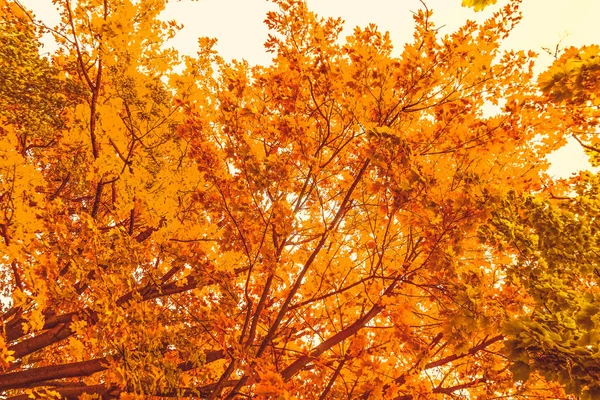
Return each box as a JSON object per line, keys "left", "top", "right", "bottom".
{"left": 539, "top": 45, "right": 600, "bottom": 105}
{"left": 0, "top": 0, "right": 596, "bottom": 398}
{"left": 462, "top": 0, "right": 499, "bottom": 11}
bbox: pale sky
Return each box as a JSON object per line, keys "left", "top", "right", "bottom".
{"left": 22, "top": 0, "right": 600, "bottom": 178}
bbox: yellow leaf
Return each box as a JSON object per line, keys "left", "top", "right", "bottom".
{"left": 461, "top": 0, "right": 498, "bottom": 11}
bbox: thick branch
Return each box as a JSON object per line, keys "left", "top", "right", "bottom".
{"left": 424, "top": 334, "right": 504, "bottom": 370}
{"left": 1, "top": 348, "right": 226, "bottom": 393}
{"left": 7, "top": 273, "right": 210, "bottom": 359}
{"left": 7, "top": 384, "right": 120, "bottom": 400}
{"left": 6, "top": 311, "right": 84, "bottom": 343}
{"left": 6, "top": 381, "right": 240, "bottom": 400}
{"left": 432, "top": 377, "right": 487, "bottom": 395}
{"left": 177, "top": 349, "right": 227, "bottom": 371}
{"left": 0, "top": 358, "right": 107, "bottom": 391}
{"left": 8, "top": 323, "right": 72, "bottom": 359}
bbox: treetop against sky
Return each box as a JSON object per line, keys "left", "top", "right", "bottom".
{"left": 24, "top": 0, "right": 600, "bottom": 177}
{"left": 1, "top": 0, "right": 600, "bottom": 399}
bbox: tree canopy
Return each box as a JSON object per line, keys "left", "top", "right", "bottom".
{"left": 1, "top": 0, "right": 599, "bottom": 398}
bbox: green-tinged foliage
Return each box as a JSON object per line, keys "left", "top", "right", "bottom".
{"left": 538, "top": 45, "right": 600, "bottom": 167}
{"left": 0, "top": 2, "right": 65, "bottom": 151}
{"left": 482, "top": 25, "right": 600, "bottom": 396}
{"left": 483, "top": 183, "right": 600, "bottom": 398}
{"left": 539, "top": 45, "right": 600, "bottom": 105}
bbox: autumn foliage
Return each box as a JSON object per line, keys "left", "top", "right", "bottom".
{"left": 1, "top": 0, "right": 600, "bottom": 398}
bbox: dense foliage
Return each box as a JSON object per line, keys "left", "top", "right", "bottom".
{"left": 1, "top": 0, "right": 599, "bottom": 398}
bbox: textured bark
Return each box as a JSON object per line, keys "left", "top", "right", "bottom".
{"left": 6, "top": 385, "right": 120, "bottom": 400}
{"left": 8, "top": 323, "right": 72, "bottom": 359}
{"left": 0, "top": 348, "right": 227, "bottom": 393}
{"left": 0, "top": 358, "right": 108, "bottom": 391}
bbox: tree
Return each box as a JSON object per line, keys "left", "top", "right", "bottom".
{"left": 0, "top": 0, "right": 591, "bottom": 398}
{"left": 482, "top": 187, "right": 600, "bottom": 399}
{"left": 479, "top": 37, "right": 600, "bottom": 400}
